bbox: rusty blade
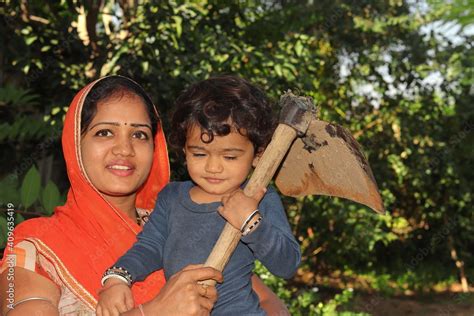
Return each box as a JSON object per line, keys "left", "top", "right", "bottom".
{"left": 275, "top": 119, "right": 384, "bottom": 214}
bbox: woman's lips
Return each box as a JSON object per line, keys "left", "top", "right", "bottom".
{"left": 106, "top": 163, "right": 135, "bottom": 177}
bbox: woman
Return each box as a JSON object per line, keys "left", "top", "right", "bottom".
{"left": 0, "top": 76, "right": 289, "bottom": 315}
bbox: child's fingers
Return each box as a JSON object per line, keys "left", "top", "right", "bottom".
{"left": 108, "top": 304, "right": 123, "bottom": 316}
{"left": 116, "top": 300, "right": 128, "bottom": 313}
{"left": 124, "top": 291, "right": 134, "bottom": 310}
{"left": 110, "top": 306, "right": 121, "bottom": 316}
{"left": 97, "top": 303, "right": 114, "bottom": 316}
{"left": 220, "top": 193, "right": 230, "bottom": 204}
{"left": 251, "top": 186, "right": 267, "bottom": 203}
{"left": 97, "top": 306, "right": 109, "bottom": 316}
{"left": 97, "top": 286, "right": 133, "bottom": 315}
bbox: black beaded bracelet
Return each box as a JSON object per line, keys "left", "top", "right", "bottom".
{"left": 241, "top": 215, "right": 263, "bottom": 236}
{"left": 240, "top": 209, "right": 260, "bottom": 232}
{"left": 101, "top": 266, "right": 133, "bottom": 287}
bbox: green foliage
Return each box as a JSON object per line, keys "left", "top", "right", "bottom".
{"left": 0, "top": 165, "right": 64, "bottom": 248}
{"left": 254, "top": 261, "right": 366, "bottom": 315}
{"left": 0, "top": 175, "right": 21, "bottom": 206}
{"left": 20, "top": 165, "right": 41, "bottom": 209}
{"left": 0, "top": 86, "right": 54, "bottom": 142}
{"left": 427, "top": 0, "right": 474, "bottom": 27}
{"left": 41, "top": 180, "right": 60, "bottom": 216}
{"left": 0, "top": 216, "right": 8, "bottom": 253}
{"left": 0, "top": 85, "right": 38, "bottom": 107}
{"left": 16, "top": 165, "right": 63, "bottom": 214}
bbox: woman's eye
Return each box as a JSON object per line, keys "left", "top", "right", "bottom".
{"left": 95, "top": 129, "right": 113, "bottom": 137}
{"left": 133, "top": 131, "right": 149, "bottom": 140}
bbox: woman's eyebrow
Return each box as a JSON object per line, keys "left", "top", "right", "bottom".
{"left": 89, "top": 122, "right": 152, "bottom": 130}
{"left": 89, "top": 122, "right": 119, "bottom": 130}
{"left": 131, "top": 123, "right": 152, "bottom": 130}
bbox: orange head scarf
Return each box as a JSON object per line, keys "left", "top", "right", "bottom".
{"left": 8, "top": 76, "right": 170, "bottom": 309}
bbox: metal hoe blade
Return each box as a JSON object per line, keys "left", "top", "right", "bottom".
{"left": 275, "top": 119, "right": 385, "bottom": 214}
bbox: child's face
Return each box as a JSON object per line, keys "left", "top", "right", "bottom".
{"left": 184, "top": 124, "right": 258, "bottom": 203}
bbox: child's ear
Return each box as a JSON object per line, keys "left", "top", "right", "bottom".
{"left": 252, "top": 149, "right": 264, "bottom": 168}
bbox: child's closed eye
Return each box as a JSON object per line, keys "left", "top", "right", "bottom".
{"left": 192, "top": 153, "right": 206, "bottom": 157}
{"left": 224, "top": 156, "right": 237, "bottom": 160}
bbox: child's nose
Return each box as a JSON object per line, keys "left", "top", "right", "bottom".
{"left": 205, "top": 156, "right": 223, "bottom": 173}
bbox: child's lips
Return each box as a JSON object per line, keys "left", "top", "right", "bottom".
{"left": 204, "top": 177, "right": 224, "bottom": 184}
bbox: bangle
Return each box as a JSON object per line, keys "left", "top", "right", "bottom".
{"left": 5, "top": 297, "right": 54, "bottom": 315}
{"left": 101, "top": 266, "right": 133, "bottom": 286}
{"left": 242, "top": 215, "right": 263, "bottom": 236}
{"left": 138, "top": 304, "right": 146, "bottom": 316}
{"left": 240, "top": 209, "right": 260, "bottom": 232}
{"left": 101, "top": 274, "right": 130, "bottom": 287}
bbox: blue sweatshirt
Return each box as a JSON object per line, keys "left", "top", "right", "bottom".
{"left": 115, "top": 181, "right": 301, "bottom": 315}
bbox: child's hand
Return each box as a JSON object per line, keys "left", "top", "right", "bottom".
{"left": 96, "top": 278, "right": 134, "bottom": 316}
{"left": 218, "top": 187, "right": 266, "bottom": 230}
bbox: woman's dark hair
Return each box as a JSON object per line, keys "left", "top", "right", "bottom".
{"left": 81, "top": 76, "right": 159, "bottom": 137}
{"left": 168, "top": 75, "right": 275, "bottom": 153}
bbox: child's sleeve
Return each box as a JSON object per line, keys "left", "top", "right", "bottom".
{"left": 240, "top": 187, "right": 301, "bottom": 279}
{"left": 113, "top": 184, "right": 173, "bottom": 282}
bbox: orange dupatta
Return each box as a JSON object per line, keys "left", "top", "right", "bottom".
{"left": 5, "top": 76, "right": 170, "bottom": 309}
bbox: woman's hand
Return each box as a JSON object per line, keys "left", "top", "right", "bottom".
{"left": 123, "top": 264, "right": 222, "bottom": 316}
{"left": 96, "top": 278, "right": 134, "bottom": 316}
{"left": 218, "top": 187, "right": 266, "bottom": 230}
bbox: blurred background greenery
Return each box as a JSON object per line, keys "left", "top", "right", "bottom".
{"left": 1, "top": 0, "right": 473, "bottom": 315}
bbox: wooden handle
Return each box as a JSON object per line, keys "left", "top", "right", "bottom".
{"left": 200, "top": 124, "right": 298, "bottom": 286}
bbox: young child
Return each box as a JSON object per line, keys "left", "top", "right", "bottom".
{"left": 97, "top": 75, "right": 301, "bottom": 315}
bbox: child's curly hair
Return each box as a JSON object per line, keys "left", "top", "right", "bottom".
{"left": 168, "top": 75, "right": 275, "bottom": 154}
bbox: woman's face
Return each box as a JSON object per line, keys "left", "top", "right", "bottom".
{"left": 80, "top": 92, "right": 154, "bottom": 202}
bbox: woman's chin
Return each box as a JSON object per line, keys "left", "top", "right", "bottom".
{"left": 99, "top": 187, "right": 138, "bottom": 199}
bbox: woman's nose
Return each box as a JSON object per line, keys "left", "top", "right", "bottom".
{"left": 112, "top": 135, "right": 135, "bottom": 156}
{"left": 205, "top": 156, "right": 223, "bottom": 173}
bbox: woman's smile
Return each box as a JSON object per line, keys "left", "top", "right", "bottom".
{"left": 106, "top": 160, "right": 136, "bottom": 177}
